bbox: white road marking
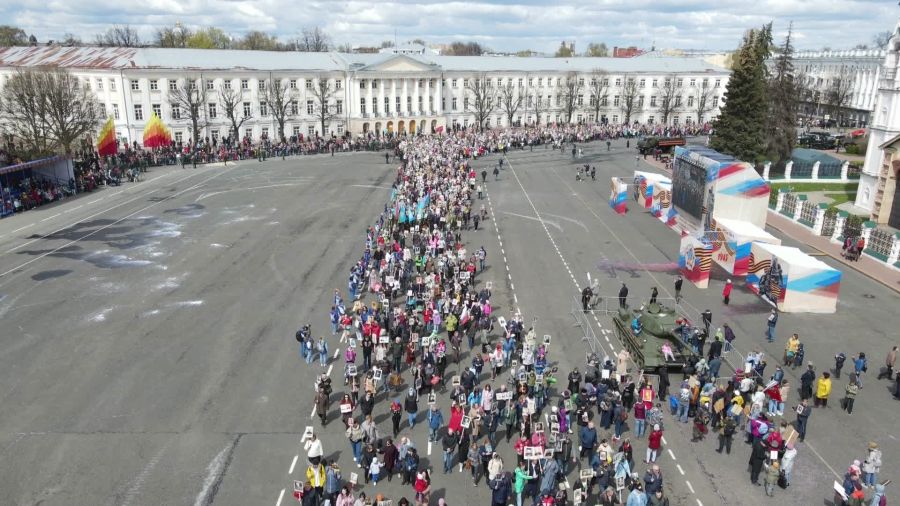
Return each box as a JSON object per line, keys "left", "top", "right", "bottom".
{"left": 697, "top": 499, "right": 703, "bottom": 506}
{"left": 333, "top": 349, "right": 340, "bottom": 359}
{"left": 350, "top": 184, "right": 393, "bottom": 190}
{"left": 289, "top": 455, "right": 298, "bottom": 474}
{"left": 196, "top": 182, "right": 309, "bottom": 202}
{"left": 667, "top": 449, "right": 676, "bottom": 461}
{"left": 276, "top": 489, "right": 285, "bottom": 506}
{"left": 88, "top": 199, "right": 101, "bottom": 204}
{"left": 427, "top": 440, "right": 432, "bottom": 456}
{"left": 677, "top": 464, "right": 685, "bottom": 475}
{"left": 71, "top": 205, "right": 83, "bottom": 211}
{"left": 661, "top": 436, "right": 667, "bottom": 445}
{"left": 12, "top": 224, "right": 32, "bottom": 233}
{"left": 40, "top": 213, "right": 60, "bottom": 222}
{"left": 685, "top": 480, "right": 695, "bottom": 494}
{"left": 326, "top": 364, "right": 333, "bottom": 376}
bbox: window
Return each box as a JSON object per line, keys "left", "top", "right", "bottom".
{"left": 578, "top": 78, "right": 584, "bottom": 86}
{"left": 109, "top": 79, "right": 116, "bottom": 91}
{"left": 452, "top": 98, "right": 458, "bottom": 111}
{"left": 418, "top": 96, "right": 423, "bottom": 111}
{"left": 689, "top": 78, "right": 696, "bottom": 87}
{"left": 291, "top": 100, "right": 299, "bottom": 115}
{"left": 648, "top": 116, "right": 655, "bottom": 124}
{"left": 676, "top": 78, "right": 683, "bottom": 87}
{"left": 290, "top": 79, "right": 297, "bottom": 89}
{"left": 190, "top": 80, "right": 197, "bottom": 90}
{"left": 336, "top": 100, "right": 343, "bottom": 114}
{"left": 538, "top": 78, "right": 543, "bottom": 86}
{"left": 615, "top": 78, "right": 621, "bottom": 87}
{"left": 169, "top": 80, "right": 178, "bottom": 91}
{"left": 211, "top": 129, "right": 219, "bottom": 141}
{"left": 714, "top": 79, "right": 721, "bottom": 88}
{"left": 577, "top": 114, "right": 583, "bottom": 123}
{"left": 208, "top": 103, "right": 216, "bottom": 118}
{"left": 429, "top": 96, "right": 434, "bottom": 110}
{"left": 360, "top": 98, "right": 367, "bottom": 115}
{"left": 556, "top": 78, "right": 562, "bottom": 86}
{"left": 96, "top": 79, "right": 103, "bottom": 90}
{"left": 130, "top": 80, "right": 140, "bottom": 91}
{"left": 601, "top": 96, "right": 608, "bottom": 106}
{"left": 152, "top": 103, "right": 161, "bottom": 117}
{"left": 111, "top": 103, "right": 119, "bottom": 119}
{"left": 602, "top": 78, "right": 609, "bottom": 86}
{"left": 650, "top": 96, "right": 657, "bottom": 107}
{"left": 306, "top": 79, "right": 312, "bottom": 89}
{"left": 463, "top": 79, "right": 469, "bottom": 88}
{"left": 134, "top": 104, "right": 143, "bottom": 120}
{"left": 337, "top": 123, "right": 344, "bottom": 134}
{"left": 518, "top": 78, "right": 523, "bottom": 87}
{"left": 149, "top": 80, "right": 158, "bottom": 91}
{"left": 407, "top": 96, "right": 411, "bottom": 112}
{"left": 335, "top": 80, "right": 342, "bottom": 90}
{"left": 174, "top": 131, "right": 183, "bottom": 143}
{"left": 687, "top": 96, "right": 695, "bottom": 107}
{"left": 372, "top": 79, "right": 378, "bottom": 88}
{"left": 713, "top": 96, "right": 719, "bottom": 107}
{"left": 245, "top": 128, "right": 252, "bottom": 139}
{"left": 384, "top": 96, "right": 390, "bottom": 113}
{"left": 577, "top": 94, "right": 584, "bottom": 106}
{"left": 639, "top": 79, "right": 646, "bottom": 88}
{"left": 463, "top": 97, "right": 469, "bottom": 110}
{"left": 241, "top": 79, "right": 249, "bottom": 89}
{"left": 464, "top": 118, "right": 469, "bottom": 128}
{"left": 675, "top": 96, "right": 682, "bottom": 106}
{"left": 395, "top": 96, "right": 400, "bottom": 113}
{"left": 308, "top": 125, "right": 315, "bottom": 137}
{"left": 452, "top": 79, "right": 458, "bottom": 88}
{"left": 224, "top": 79, "right": 232, "bottom": 90}
{"left": 262, "top": 127, "right": 269, "bottom": 138}
{"left": 293, "top": 125, "right": 300, "bottom": 137}
{"left": 528, "top": 78, "right": 533, "bottom": 87}
{"left": 307, "top": 100, "right": 314, "bottom": 114}
{"left": 360, "top": 80, "right": 366, "bottom": 89}
{"left": 260, "top": 101, "right": 268, "bottom": 116}
{"left": 613, "top": 95, "right": 620, "bottom": 107}
{"left": 702, "top": 78, "right": 709, "bottom": 88}
{"left": 673, "top": 116, "right": 679, "bottom": 125}
{"left": 652, "top": 79, "right": 658, "bottom": 88}
{"left": 258, "top": 80, "right": 266, "bottom": 90}
{"left": 243, "top": 102, "right": 251, "bottom": 117}
{"left": 638, "top": 96, "right": 644, "bottom": 107}
{"left": 172, "top": 105, "right": 181, "bottom": 119}
{"left": 612, "top": 115, "right": 618, "bottom": 123}
{"left": 206, "top": 79, "right": 214, "bottom": 90}
{"left": 373, "top": 97, "right": 378, "bottom": 114}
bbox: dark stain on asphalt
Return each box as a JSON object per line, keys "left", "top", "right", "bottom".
{"left": 30, "top": 269, "right": 72, "bottom": 281}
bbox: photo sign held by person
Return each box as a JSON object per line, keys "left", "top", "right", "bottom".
{"left": 524, "top": 446, "right": 542, "bottom": 460}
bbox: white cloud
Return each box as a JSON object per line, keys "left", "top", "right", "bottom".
{"left": 2, "top": 0, "right": 896, "bottom": 52}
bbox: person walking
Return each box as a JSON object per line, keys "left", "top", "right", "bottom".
{"left": 428, "top": 405, "right": 444, "bottom": 443}
{"left": 800, "top": 364, "right": 816, "bottom": 400}
{"left": 748, "top": 438, "right": 767, "bottom": 485}
{"left": 716, "top": 416, "right": 736, "bottom": 454}
{"left": 513, "top": 462, "right": 532, "bottom": 506}
{"left": 766, "top": 309, "right": 778, "bottom": 343}
{"left": 879, "top": 346, "right": 898, "bottom": 380}
{"left": 793, "top": 399, "right": 811, "bottom": 442}
{"left": 815, "top": 371, "right": 832, "bottom": 407}
{"left": 764, "top": 461, "right": 780, "bottom": 496}
{"left": 346, "top": 418, "right": 365, "bottom": 465}
{"left": 674, "top": 275, "right": 683, "bottom": 303}
{"left": 722, "top": 279, "right": 733, "bottom": 305}
{"left": 405, "top": 388, "right": 419, "bottom": 429}
{"left": 442, "top": 429, "right": 459, "bottom": 474}
{"left": 862, "top": 442, "right": 882, "bottom": 488}
{"left": 781, "top": 442, "right": 797, "bottom": 487}
{"left": 649, "top": 287, "right": 658, "bottom": 305}
{"left": 701, "top": 309, "right": 712, "bottom": 336}
{"left": 843, "top": 376, "right": 860, "bottom": 415}
{"left": 646, "top": 425, "right": 663, "bottom": 463}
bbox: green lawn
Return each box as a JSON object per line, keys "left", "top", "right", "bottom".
{"left": 769, "top": 181, "right": 859, "bottom": 193}
{"left": 823, "top": 192, "right": 855, "bottom": 206}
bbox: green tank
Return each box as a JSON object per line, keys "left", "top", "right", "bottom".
{"left": 612, "top": 302, "right": 699, "bottom": 372}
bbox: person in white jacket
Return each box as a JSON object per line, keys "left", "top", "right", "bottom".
{"left": 780, "top": 441, "right": 797, "bottom": 486}
{"left": 305, "top": 432, "right": 324, "bottom": 465}
{"left": 862, "top": 442, "right": 882, "bottom": 489}
{"left": 487, "top": 452, "right": 504, "bottom": 481}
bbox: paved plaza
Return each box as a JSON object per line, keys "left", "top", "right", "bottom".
{"left": 0, "top": 138, "right": 897, "bottom": 506}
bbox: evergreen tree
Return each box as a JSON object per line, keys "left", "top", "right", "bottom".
{"left": 710, "top": 23, "right": 773, "bottom": 162}
{"left": 766, "top": 23, "right": 798, "bottom": 163}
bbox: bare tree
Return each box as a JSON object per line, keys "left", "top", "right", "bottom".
{"left": 168, "top": 76, "right": 207, "bottom": 146}
{"left": 586, "top": 69, "right": 608, "bottom": 123}
{"left": 95, "top": 25, "right": 142, "bottom": 47}
{"left": 873, "top": 30, "right": 893, "bottom": 50}
{"left": 498, "top": 80, "right": 523, "bottom": 127}
{"left": 309, "top": 74, "right": 339, "bottom": 137}
{"left": 444, "top": 42, "right": 484, "bottom": 56}
{"left": 60, "top": 33, "right": 82, "bottom": 47}
{"left": 657, "top": 74, "right": 683, "bottom": 124}
{"left": 826, "top": 65, "right": 856, "bottom": 125}
{"left": 695, "top": 85, "right": 718, "bottom": 123}
{"left": 464, "top": 73, "right": 498, "bottom": 131}
{"left": 559, "top": 72, "right": 583, "bottom": 124}
{"left": 530, "top": 91, "right": 547, "bottom": 126}
{"left": 300, "top": 26, "right": 331, "bottom": 52}
{"left": 219, "top": 86, "right": 251, "bottom": 140}
{"left": 156, "top": 24, "right": 193, "bottom": 48}
{"left": 0, "top": 68, "right": 101, "bottom": 156}
{"left": 620, "top": 75, "right": 642, "bottom": 124}
{"left": 0, "top": 70, "right": 53, "bottom": 157}
{"left": 238, "top": 30, "right": 280, "bottom": 51}
{"left": 265, "top": 78, "right": 295, "bottom": 142}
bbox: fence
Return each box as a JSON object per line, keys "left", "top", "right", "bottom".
{"left": 865, "top": 228, "right": 895, "bottom": 261}
{"left": 798, "top": 200, "right": 817, "bottom": 227}
{"left": 842, "top": 218, "right": 862, "bottom": 241}
{"left": 789, "top": 160, "right": 814, "bottom": 179}
{"left": 818, "top": 162, "right": 844, "bottom": 179}
{"left": 780, "top": 193, "right": 798, "bottom": 218}
{"left": 821, "top": 212, "right": 836, "bottom": 237}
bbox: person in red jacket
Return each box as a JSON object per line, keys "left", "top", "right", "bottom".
{"left": 723, "top": 279, "right": 733, "bottom": 305}
{"left": 646, "top": 425, "right": 663, "bottom": 463}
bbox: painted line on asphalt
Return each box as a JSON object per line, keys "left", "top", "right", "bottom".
{"left": 276, "top": 488, "right": 285, "bottom": 506}
{"left": 333, "top": 349, "right": 340, "bottom": 359}
{"left": 88, "top": 199, "right": 101, "bottom": 204}
{"left": 11, "top": 224, "right": 32, "bottom": 233}
{"left": 289, "top": 455, "right": 298, "bottom": 474}
{"left": 677, "top": 464, "right": 685, "bottom": 475}
{"left": 668, "top": 449, "right": 677, "bottom": 461}
{"left": 326, "top": 364, "right": 333, "bottom": 376}
{"left": 71, "top": 205, "right": 83, "bottom": 211}
{"left": 40, "top": 213, "right": 60, "bottom": 222}
{"left": 685, "top": 480, "right": 694, "bottom": 494}
{"left": 697, "top": 500, "right": 704, "bottom": 506}
{"left": 427, "top": 440, "right": 432, "bottom": 456}
{"left": 484, "top": 185, "right": 521, "bottom": 316}
{"left": 661, "top": 436, "right": 667, "bottom": 445}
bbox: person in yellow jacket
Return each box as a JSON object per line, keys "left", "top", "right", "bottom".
{"left": 815, "top": 371, "right": 832, "bottom": 407}
{"left": 306, "top": 462, "right": 326, "bottom": 500}
{"left": 784, "top": 334, "right": 801, "bottom": 367}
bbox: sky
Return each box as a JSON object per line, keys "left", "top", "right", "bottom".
{"left": 3, "top": 0, "right": 898, "bottom": 53}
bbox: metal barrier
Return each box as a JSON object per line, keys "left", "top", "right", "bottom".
{"left": 781, "top": 193, "right": 798, "bottom": 217}
{"left": 821, "top": 213, "right": 836, "bottom": 237}
{"left": 799, "top": 200, "right": 817, "bottom": 227}
{"left": 570, "top": 296, "right": 609, "bottom": 359}
{"left": 865, "top": 228, "right": 894, "bottom": 261}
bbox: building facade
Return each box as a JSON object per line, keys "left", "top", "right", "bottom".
{"left": 0, "top": 46, "right": 729, "bottom": 145}
{"left": 790, "top": 49, "right": 886, "bottom": 127}
{"left": 855, "top": 22, "right": 900, "bottom": 226}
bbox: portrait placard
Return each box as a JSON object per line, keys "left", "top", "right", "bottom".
{"left": 486, "top": 281, "right": 493, "bottom": 290}
{"left": 350, "top": 472, "right": 359, "bottom": 485}
{"left": 523, "top": 343, "right": 534, "bottom": 356}
{"left": 511, "top": 360, "right": 519, "bottom": 369}
{"left": 770, "top": 450, "right": 778, "bottom": 461}
{"left": 421, "top": 336, "right": 431, "bottom": 348}
{"left": 616, "top": 476, "right": 625, "bottom": 491}
{"left": 543, "top": 335, "right": 552, "bottom": 345}
{"left": 579, "top": 469, "right": 595, "bottom": 481}
{"left": 428, "top": 392, "right": 437, "bottom": 405}
{"left": 543, "top": 448, "right": 555, "bottom": 459}
{"left": 294, "top": 480, "right": 303, "bottom": 492}
{"left": 534, "top": 422, "right": 544, "bottom": 433}
{"left": 497, "top": 316, "right": 507, "bottom": 329}
{"left": 564, "top": 399, "right": 573, "bottom": 411}
{"left": 550, "top": 422, "right": 560, "bottom": 434}
{"left": 461, "top": 416, "right": 472, "bottom": 428}
{"left": 713, "top": 399, "right": 725, "bottom": 413}
{"left": 350, "top": 338, "right": 357, "bottom": 348}
{"left": 340, "top": 403, "right": 353, "bottom": 414}
{"left": 347, "top": 364, "right": 358, "bottom": 377}
{"left": 601, "top": 369, "right": 611, "bottom": 379}
{"left": 301, "top": 426, "right": 314, "bottom": 442}
{"left": 379, "top": 335, "right": 390, "bottom": 344}
{"left": 372, "top": 368, "right": 383, "bottom": 382}
{"left": 451, "top": 375, "right": 461, "bottom": 386}
{"left": 535, "top": 373, "right": 544, "bottom": 384}
{"left": 496, "top": 392, "right": 512, "bottom": 401}
{"left": 524, "top": 446, "right": 542, "bottom": 460}
{"left": 459, "top": 271, "right": 470, "bottom": 281}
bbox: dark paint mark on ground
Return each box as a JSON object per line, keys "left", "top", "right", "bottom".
{"left": 31, "top": 269, "right": 72, "bottom": 281}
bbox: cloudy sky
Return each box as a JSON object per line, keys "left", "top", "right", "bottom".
{"left": 4, "top": 0, "right": 898, "bottom": 53}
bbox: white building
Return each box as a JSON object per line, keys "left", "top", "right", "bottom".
{"left": 790, "top": 49, "right": 886, "bottom": 127}
{"left": 0, "top": 46, "right": 729, "bottom": 144}
{"left": 854, "top": 22, "right": 900, "bottom": 225}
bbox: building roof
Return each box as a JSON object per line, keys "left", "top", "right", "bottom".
{"left": 0, "top": 46, "right": 729, "bottom": 74}
{"left": 793, "top": 49, "right": 885, "bottom": 60}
